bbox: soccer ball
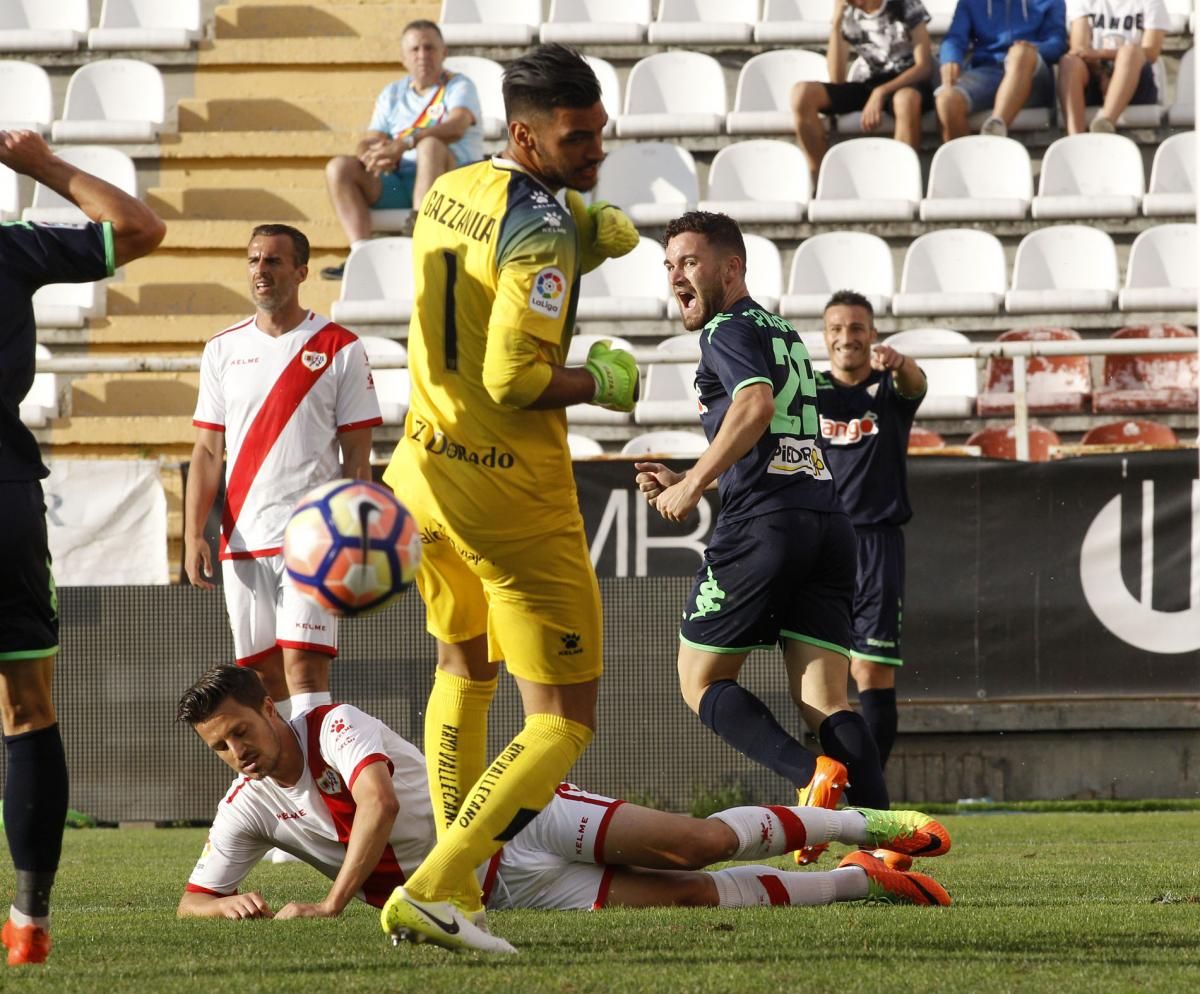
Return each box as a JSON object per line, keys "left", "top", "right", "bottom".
{"left": 283, "top": 480, "right": 421, "bottom": 617}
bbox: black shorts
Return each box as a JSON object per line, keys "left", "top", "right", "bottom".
{"left": 1084, "top": 61, "right": 1158, "bottom": 106}
{"left": 679, "top": 508, "right": 854, "bottom": 656}
{"left": 850, "top": 525, "right": 905, "bottom": 665}
{"left": 824, "top": 74, "right": 936, "bottom": 116}
{"left": 0, "top": 480, "right": 58, "bottom": 660}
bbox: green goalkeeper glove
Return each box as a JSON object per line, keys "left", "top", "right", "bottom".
{"left": 584, "top": 339, "right": 640, "bottom": 412}
{"left": 566, "top": 191, "right": 639, "bottom": 273}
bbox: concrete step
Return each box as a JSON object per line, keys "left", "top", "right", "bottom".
{"left": 57, "top": 315, "right": 245, "bottom": 347}
{"left": 198, "top": 37, "right": 410, "bottom": 66}
{"left": 158, "top": 162, "right": 337, "bottom": 188}
{"left": 191, "top": 64, "right": 405, "bottom": 98}
{"left": 160, "top": 217, "right": 347, "bottom": 249}
{"left": 159, "top": 130, "right": 351, "bottom": 160}
{"left": 178, "top": 97, "right": 370, "bottom": 133}
{"left": 106, "top": 281, "right": 342, "bottom": 321}
{"left": 147, "top": 185, "right": 333, "bottom": 220}
{"left": 215, "top": 2, "right": 434, "bottom": 40}
{"left": 37, "top": 415, "right": 196, "bottom": 452}
{"left": 107, "top": 249, "right": 350, "bottom": 283}
{"left": 67, "top": 374, "right": 199, "bottom": 418}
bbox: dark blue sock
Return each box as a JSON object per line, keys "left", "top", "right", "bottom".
{"left": 858, "top": 688, "right": 898, "bottom": 769}
{"left": 4, "top": 724, "right": 68, "bottom": 916}
{"left": 698, "top": 680, "right": 818, "bottom": 789}
{"left": 819, "top": 710, "right": 889, "bottom": 809}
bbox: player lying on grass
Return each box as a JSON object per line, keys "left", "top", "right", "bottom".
{"left": 175, "top": 666, "right": 951, "bottom": 928}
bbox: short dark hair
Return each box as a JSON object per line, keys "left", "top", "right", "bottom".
{"left": 402, "top": 19, "right": 443, "bottom": 40}
{"left": 823, "top": 289, "right": 875, "bottom": 322}
{"left": 662, "top": 211, "right": 747, "bottom": 265}
{"left": 250, "top": 224, "right": 309, "bottom": 267}
{"left": 502, "top": 44, "right": 601, "bottom": 122}
{"left": 177, "top": 665, "right": 268, "bottom": 725}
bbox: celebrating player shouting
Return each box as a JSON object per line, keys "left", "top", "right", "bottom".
{"left": 379, "top": 46, "right": 639, "bottom": 953}
{"left": 184, "top": 225, "right": 382, "bottom": 719}
{"left": 636, "top": 212, "right": 889, "bottom": 866}
{"left": 176, "top": 666, "right": 952, "bottom": 924}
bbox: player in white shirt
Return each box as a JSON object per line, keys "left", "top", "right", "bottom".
{"left": 183, "top": 226, "right": 382, "bottom": 719}
{"left": 1058, "top": 0, "right": 1170, "bottom": 133}
{"left": 176, "top": 666, "right": 953, "bottom": 938}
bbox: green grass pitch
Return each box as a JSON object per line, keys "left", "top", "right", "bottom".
{"left": 2, "top": 812, "right": 1200, "bottom": 993}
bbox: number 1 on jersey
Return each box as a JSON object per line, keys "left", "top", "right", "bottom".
{"left": 769, "top": 336, "right": 818, "bottom": 437}
{"left": 442, "top": 250, "right": 459, "bottom": 372}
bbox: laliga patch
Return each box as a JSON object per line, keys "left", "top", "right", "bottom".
{"left": 528, "top": 267, "right": 567, "bottom": 319}
{"left": 301, "top": 350, "right": 328, "bottom": 372}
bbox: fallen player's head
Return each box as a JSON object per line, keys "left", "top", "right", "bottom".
{"left": 177, "top": 665, "right": 288, "bottom": 781}
{"left": 662, "top": 211, "right": 748, "bottom": 331}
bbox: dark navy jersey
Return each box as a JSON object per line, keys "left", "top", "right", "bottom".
{"left": 815, "top": 367, "right": 923, "bottom": 526}
{"left": 696, "top": 296, "right": 840, "bottom": 523}
{"left": 0, "top": 220, "right": 113, "bottom": 481}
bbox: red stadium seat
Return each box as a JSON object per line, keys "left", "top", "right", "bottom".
{"left": 1080, "top": 419, "right": 1180, "bottom": 447}
{"left": 976, "top": 327, "right": 1091, "bottom": 416}
{"left": 907, "top": 426, "right": 946, "bottom": 450}
{"left": 1092, "top": 324, "right": 1198, "bottom": 413}
{"left": 966, "top": 423, "right": 1061, "bottom": 461}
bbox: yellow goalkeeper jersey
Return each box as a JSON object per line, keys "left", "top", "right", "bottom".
{"left": 383, "top": 157, "right": 584, "bottom": 543}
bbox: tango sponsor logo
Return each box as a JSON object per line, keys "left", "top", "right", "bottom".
{"left": 409, "top": 416, "right": 516, "bottom": 470}
{"left": 768, "top": 437, "right": 832, "bottom": 480}
{"left": 819, "top": 413, "right": 878, "bottom": 445}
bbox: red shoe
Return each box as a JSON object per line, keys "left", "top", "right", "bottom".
{"left": 2, "top": 919, "right": 50, "bottom": 965}
{"left": 793, "top": 756, "right": 849, "bottom": 866}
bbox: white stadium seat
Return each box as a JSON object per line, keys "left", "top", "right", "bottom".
{"left": 566, "top": 335, "right": 635, "bottom": 425}
{"left": 541, "top": 0, "right": 650, "bottom": 44}
{"left": 1118, "top": 223, "right": 1199, "bottom": 312}
{"left": 567, "top": 433, "right": 605, "bottom": 458}
{"left": 0, "top": 60, "right": 53, "bottom": 134}
{"left": 647, "top": 0, "right": 757, "bottom": 44}
{"left": 583, "top": 55, "right": 621, "bottom": 137}
{"left": 594, "top": 143, "right": 699, "bottom": 226}
{"left": 438, "top": 0, "right": 540, "bottom": 45}
{"left": 331, "top": 238, "right": 415, "bottom": 326}
{"left": 33, "top": 280, "right": 106, "bottom": 329}
{"left": 1031, "top": 134, "right": 1144, "bottom": 220}
{"left": 780, "top": 232, "right": 893, "bottom": 318}
{"left": 1005, "top": 225, "right": 1119, "bottom": 314}
{"left": 368, "top": 208, "right": 413, "bottom": 233}
{"left": 884, "top": 327, "right": 978, "bottom": 418}
{"left": 922, "top": 0, "right": 958, "bottom": 33}
{"left": 809, "top": 138, "right": 921, "bottom": 222}
{"left": 726, "top": 50, "right": 827, "bottom": 134}
{"left": 443, "top": 56, "right": 505, "bottom": 141}
{"left": 967, "top": 105, "right": 1051, "bottom": 133}
{"left": 743, "top": 234, "right": 783, "bottom": 312}
{"left": 621, "top": 430, "right": 708, "bottom": 455}
{"left": 698, "top": 141, "right": 811, "bottom": 222}
{"left": 19, "top": 344, "right": 57, "bottom": 428}
{"left": 577, "top": 238, "right": 669, "bottom": 321}
{"left": 0, "top": 0, "right": 88, "bottom": 52}
{"left": 88, "top": 0, "right": 203, "bottom": 51}
{"left": 1168, "top": 48, "right": 1194, "bottom": 127}
{"left": 357, "top": 336, "right": 409, "bottom": 424}
{"left": 657, "top": 334, "right": 700, "bottom": 356}
{"left": 920, "top": 135, "right": 1032, "bottom": 221}
{"left": 0, "top": 162, "right": 17, "bottom": 221}
{"left": 1164, "top": 0, "right": 1192, "bottom": 33}
{"left": 1082, "top": 60, "right": 1166, "bottom": 129}
{"left": 51, "top": 60, "right": 166, "bottom": 144}
{"left": 798, "top": 329, "right": 829, "bottom": 371}
{"left": 24, "top": 146, "right": 137, "bottom": 224}
{"left": 634, "top": 364, "right": 701, "bottom": 425}
{"left": 755, "top": 0, "right": 837, "bottom": 43}
{"left": 891, "top": 229, "right": 1007, "bottom": 317}
{"left": 1142, "top": 132, "right": 1196, "bottom": 217}
{"left": 567, "top": 334, "right": 636, "bottom": 365}
{"left": 617, "top": 52, "right": 727, "bottom": 138}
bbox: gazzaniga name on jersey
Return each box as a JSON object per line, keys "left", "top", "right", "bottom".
{"left": 768, "top": 437, "right": 832, "bottom": 480}
{"left": 819, "top": 413, "right": 879, "bottom": 446}
{"left": 410, "top": 416, "right": 516, "bottom": 469}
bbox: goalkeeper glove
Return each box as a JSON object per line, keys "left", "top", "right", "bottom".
{"left": 584, "top": 339, "right": 640, "bottom": 412}
{"left": 566, "top": 191, "right": 639, "bottom": 273}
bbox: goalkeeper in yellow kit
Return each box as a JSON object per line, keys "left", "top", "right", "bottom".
{"left": 380, "top": 44, "right": 639, "bottom": 954}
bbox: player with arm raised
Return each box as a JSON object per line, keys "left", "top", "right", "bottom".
{"left": 183, "top": 224, "right": 382, "bottom": 720}
{"left": 635, "top": 212, "right": 889, "bottom": 867}
{"left": 378, "top": 45, "right": 639, "bottom": 953}
{"left": 0, "top": 129, "right": 165, "bottom": 966}
{"left": 176, "top": 666, "right": 951, "bottom": 923}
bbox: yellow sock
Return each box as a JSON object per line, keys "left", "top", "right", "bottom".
{"left": 405, "top": 713, "right": 593, "bottom": 905}
{"left": 423, "top": 669, "right": 498, "bottom": 836}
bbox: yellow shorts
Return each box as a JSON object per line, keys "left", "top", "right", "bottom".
{"left": 404, "top": 503, "right": 603, "bottom": 686}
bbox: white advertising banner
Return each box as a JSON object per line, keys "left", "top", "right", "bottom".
{"left": 44, "top": 459, "right": 169, "bottom": 585}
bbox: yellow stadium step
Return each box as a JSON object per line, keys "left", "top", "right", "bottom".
{"left": 178, "top": 97, "right": 372, "bottom": 133}
{"left": 68, "top": 375, "right": 200, "bottom": 418}
{"left": 157, "top": 162, "right": 339, "bottom": 189}
{"left": 160, "top": 218, "right": 347, "bottom": 250}
{"left": 214, "top": 3, "right": 437, "bottom": 40}
{"left": 69, "top": 314, "right": 243, "bottom": 347}
{"left": 118, "top": 249, "right": 350, "bottom": 283}
{"left": 199, "top": 37, "right": 412, "bottom": 66}
{"left": 159, "top": 131, "right": 352, "bottom": 161}
{"left": 41, "top": 416, "right": 196, "bottom": 450}
{"left": 107, "top": 281, "right": 342, "bottom": 322}
{"left": 191, "top": 64, "right": 406, "bottom": 98}
{"left": 147, "top": 185, "right": 335, "bottom": 221}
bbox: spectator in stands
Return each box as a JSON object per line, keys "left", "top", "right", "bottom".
{"left": 791, "top": 0, "right": 936, "bottom": 182}
{"left": 183, "top": 224, "right": 381, "bottom": 722}
{"left": 321, "top": 19, "right": 482, "bottom": 278}
{"left": 0, "top": 129, "right": 165, "bottom": 966}
{"left": 935, "top": 0, "right": 1068, "bottom": 139}
{"left": 1057, "top": 0, "right": 1169, "bottom": 133}
{"left": 815, "top": 291, "right": 926, "bottom": 773}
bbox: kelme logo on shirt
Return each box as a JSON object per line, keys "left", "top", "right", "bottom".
{"left": 529, "top": 267, "right": 566, "bottom": 318}
{"left": 301, "top": 350, "right": 328, "bottom": 372}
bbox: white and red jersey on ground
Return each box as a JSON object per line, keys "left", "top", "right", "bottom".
{"left": 187, "top": 704, "right": 435, "bottom": 907}
{"left": 192, "top": 311, "right": 382, "bottom": 559}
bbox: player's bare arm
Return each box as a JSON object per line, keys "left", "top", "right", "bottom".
{"left": 183, "top": 428, "right": 225, "bottom": 590}
{"left": 177, "top": 889, "right": 274, "bottom": 921}
{"left": 0, "top": 130, "right": 165, "bottom": 267}
{"left": 338, "top": 427, "right": 373, "bottom": 481}
{"left": 870, "top": 345, "right": 926, "bottom": 399}
{"left": 275, "top": 761, "right": 398, "bottom": 919}
{"left": 655, "top": 383, "right": 774, "bottom": 522}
